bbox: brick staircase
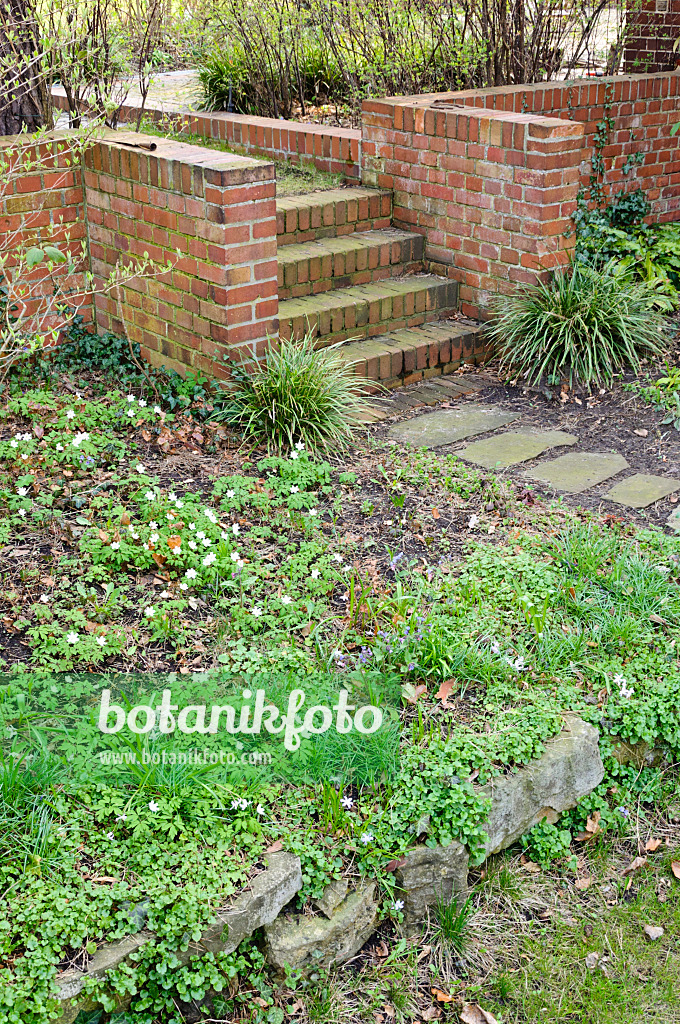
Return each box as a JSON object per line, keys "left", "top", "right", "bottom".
{"left": 276, "top": 186, "right": 487, "bottom": 388}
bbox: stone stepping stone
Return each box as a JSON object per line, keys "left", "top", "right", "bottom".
{"left": 388, "top": 405, "right": 517, "bottom": 448}
{"left": 459, "top": 429, "right": 578, "bottom": 469}
{"left": 605, "top": 473, "right": 678, "bottom": 509}
{"left": 526, "top": 451, "right": 628, "bottom": 493}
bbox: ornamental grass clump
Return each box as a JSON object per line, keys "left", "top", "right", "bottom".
{"left": 486, "top": 261, "right": 668, "bottom": 388}
{"left": 218, "top": 333, "right": 372, "bottom": 452}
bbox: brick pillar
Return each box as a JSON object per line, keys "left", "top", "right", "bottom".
{"left": 362, "top": 97, "right": 585, "bottom": 318}
{"left": 84, "top": 133, "right": 278, "bottom": 376}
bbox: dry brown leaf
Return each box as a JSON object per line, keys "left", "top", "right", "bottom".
{"left": 166, "top": 535, "right": 182, "bottom": 551}
{"left": 266, "top": 840, "right": 283, "bottom": 853}
{"left": 460, "top": 1005, "right": 498, "bottom": 1024}
{"left": 385, "top": 857, "right": 407, "bottom": 873}
{"left": 643, "top": 924, "right": 664, "bottom": 942}
{"left": 645, "top": 838, "right": 662, "bottom": 852}
{"left": 574, "top": 877, "right": 593, "bottom": 890}
{"left": 420, "top": 1007, "right": 440, "bottom": 1022}
{"left": 634, "top": 428, "right": 648, "bottom": 437}
{"left": 98, "top": 530, "right": 110, "bottom": 544}
{"left": 151, "top": 552, "right": 167, "bottom": 568}
{"left": 434, "top": 678, "right": 456, "bottom": 704}
{"left": 622, "top": 856, "right": 648, "bottom": 876}
{"left": 431, "top": 508, "right": 440, "bottom": 520}
{"left": 671, "top": 861, "right": 680, "bottom": 879}
{"left": 402, "top": 683, "right": 427, "bottom": 704}
{"left": 120, "top": 512, "right": 130, "bottom": 526}
{"left": 430, "top": 988, "right": 453, "bottom": 1004}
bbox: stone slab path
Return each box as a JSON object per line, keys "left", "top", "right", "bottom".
{"left": 388, "top": 406, "right": 517, "bottom": 447}
{"left": 459, "top": 430, "right": 577, "bottom": 469}
{"left": 377, "top": 392, "right": 678, "bottom": 510}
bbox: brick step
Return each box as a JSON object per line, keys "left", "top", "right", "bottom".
{"left": 276, "top": 187, "right": 392, "bottom": 246}
{"left": 277, "top": 228, "right": 424, "bottom": 300}
{"left": 278, "top": 275, "right": 458, "bottom": 345}
{"left": 337, "top": 318, "right": 488, "bottom": 387}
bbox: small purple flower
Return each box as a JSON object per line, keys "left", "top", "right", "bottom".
{"left": 407, "top": 662, "right": 415, "bottom": 671}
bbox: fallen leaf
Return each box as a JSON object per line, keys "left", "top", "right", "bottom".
{"left": 252, "top": 996, "right": 268, "bottom": 1008}
{"left": 460, "top": 1005, "right": 498, "bottom": 1024}
{"left": 431, "top": 507, "right": 440, "bottom": 520}
{"left": 166, "top": 535, "right": 182, "bottom": 551}
{"left": 623, "top": 856, "right": 648, "bottom": 876}
{"left": 373, "top": 940, "right": 389, "bottom": 958}
{"left": 430, "top": 988, "right": 453, "bottom": 1004}
{"left": 420, "top": 1007, "right": 440, "bottom": 1021}
{"left": 266, "top": 840, "right": 283, "bottom": 853}
{"left": 98, "top": 530, "right": 110, "bottom": 544}
{"left": 402, "top": 682, "right": 427, "bottom": 704}
{"left": 383, "top": 1005, "right": 395, "bottom": 1018}
{"left": 671, "top": 861, "right": 680, "bottom": 879}
{"left": 384, "top": 857, "right": 407, "bottom": 873}
{"left": 585, "top": 951, "right": 600, "bottom": 969}
{"left": 434, "top": 678, "right": 456, "bottom": 705}
{"left": 151, "top": 552, "right": 167, "bottom": 568}
{"left": 575, "top": 877, "right": 593, "bottom": 890}
{"left": 643, "top": 924, "right": 664, "bottom": 941}
{"left": 417, "top": 944, "right": 432, "bottom": 961}
{"left": 583, "top": 922, "right": 594, "bottom": 937}
{"left": 576, "top": 810, "right": 601, "bottom": 842}
{"left": 645, "top": 837, "right": 662, "bottom": 852}
{"left": 634, "top": 428, "right": 649, "bottom": 437}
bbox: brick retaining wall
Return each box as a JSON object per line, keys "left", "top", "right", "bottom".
{"left": 362, "top": 71, "right": 680, "bottom": 316}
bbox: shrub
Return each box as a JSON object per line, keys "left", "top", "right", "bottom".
{"left": 486, "top": 261, "right": 668, "bottom": 388}
{"left": 215, "top": 333, "right": 372, "bottom": 451}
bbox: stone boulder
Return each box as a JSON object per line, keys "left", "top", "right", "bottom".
{"left": 265, "top": 882, "right": 379, "bottom": 970}
{"left": 394, "top": 841, "right": 469, "bottom": 935}
{"left": 479, "top": 716, "right": 604, "bottom": 856}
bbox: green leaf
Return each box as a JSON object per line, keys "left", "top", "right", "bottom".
{"left": 25, "top": 247, "right": 45, "bottom": 268}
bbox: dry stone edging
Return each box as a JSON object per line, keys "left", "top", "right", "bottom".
{"left": 53, "top": 721, "right": 605, "bottom": 1007}
{"left": 53, "top": 851, "right": 302, "bottom": 1024}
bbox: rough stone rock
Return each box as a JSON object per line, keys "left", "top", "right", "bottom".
{"left": 606, "top": 473, "right": 678, "bottom": 508}
{"left": 459, "top": 430, "right": 577, "bottom": 469}
{"left": 526, "top": 452, "right": 628, "bottom": 494}
{"left": 394, "top": 841, "right": 469, "bottom": 935}
{"left": 54, "top": 851, "right": 302, "bottom": 1024}
{"left": 264, "top": 883, "right": 379, "bottom": 970}
{"left": 314, "top": 877, "right": 349, "bottom": 918}
{"left": 479, "top": 717, "right": 604, "bottom": 856}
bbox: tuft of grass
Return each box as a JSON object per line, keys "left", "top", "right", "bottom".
{"left": 486, "top": 260, "right": 668, "bottom": 387}
{"left": 433, "top": 892, "right": 474, "bottom": 954}
{"left": 216, "top": 333, "right": 373, "bottom": 452}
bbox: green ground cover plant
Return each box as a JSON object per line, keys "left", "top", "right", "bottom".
{"left": 0, "top": 340, "right": 679, "bottom": 1024}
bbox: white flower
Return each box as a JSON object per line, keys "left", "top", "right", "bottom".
{"left": 309, "top": 509, "right": 317, "bottom": 517}
{"left": 281, "top": 595, "right": 292, "bottom": 605}
{"left": 97, "top": 636, "right": 107, "bottom": 647}
{"left": 513, "top": 655, "right": 526, "bottom": 672}
{"left": 21, "top": 433, "right": 32, "bottom": 442}
{"left": 21, "top": 453, "right": 29, "bottom": 461}
{"left": 295, "top": 441, "right": 305, "bottom": 451}
{"left": 56, "top": 443, "right": 64, "bottom": 452}
{"left": 10, "top": 440, "right": 17, "bottom": 448}
{"left": 153, "top": 405, "right": 162, "bottom": 415}
{"left": 144, "top": 490, "right": 155, "bottom": 501}
{"left": 311, "top": 568, "right": 320, "bottom": 579}
{"left": 231, "top": 799, "right": 240, "bottom": 809}
{"left": 175, "top": 499, "right": 183, "bottom": 509}
{"left": 39, "top": 594, "right": 49, "bottom": 604}
{"left": 149, "top": 533, "right": 159, "bottom": 544}
{"left": 127, "top": 395, "right": 135, "bottom": 403}
{"left": 468, "top": 514, "right": 479, "bottom": 529}
{"left": 148, "top": 800, "right": 159, "bottom": 812}
{"left": 342, "top": 564, "right": 351, "bottom": 572}
{"left": 66, "top": 631, "right": 79, "bottom": 644}
{"left": 360, "top": 832, "right": 374, "bottom": 845}
{"left": 251, "top": 606, "right": 262, "bottom": 617}
{"left": 65, "top": 409, "right": 75, "bottom": 420}
{"left": 613, "top": 673, "right": 626, "bottom": 686}
{"left": 620, "top": 682, "right": 635, "bottom": 699}
{"left": 232, "top": 524, "right": 240, "bottom": 535}
{"left": 16, "top": 487, "right": 27, "bottom": 496}
{"left": 189, "top": 541, "right": 197, "bottom": 551}
{"left": 144, "top": 606, "right": 155, "bottom": 618}
{"left": 239, "top": 798, "right": 249, "bottom": 810}
{"left": 393, "top": 899, "right": 404, "bottom": 911}
{"left": 149, "top": 521, "right": 158, "bottom": 529}
{"left": 180, "top": 582, "right": 188, "bottom": 591}
{"left": 189, "top": 522, "right": 196, "bottom": 530}
{"left": 202, "top": 538, "right": 211, "bottom": 547}
{"left": 110, "top": 542, "right": 120, "bottom": 551}
{"left": 290, "top": 451, "right": 299, "bottom": 460}
{"left": 196, "top": 530, "right": 205, "bottom": 539}
{"left": 256, "top": 803, "right": 265, "bottom": 815}
{"left": 160, "top": 590, "right": 169, "bottom": 599}
{"left": 127, "top": 408, "right": 135, "bottom": 418}
{"left": 341, "top": 795, "right": 353, "bottom": 809}
{"left": 138, "top": 399, "right": 147, "bottom": 408}
{"left": 143, "top": 543, "right": 150, "bottom": 550}
{"left": 136, "top": 463, "right": 145, "bottom": 474}
{"left": 172, "top": 545, "right": 181, "bottom": 554}
{"left": 226, "top": 489, "right": 235, "bottom": 498}
{"left": 130, "top": 531, "right": 139, "bottom": 540}
{"left": 290, "top": 486, "right": 299, "bottom": 494}
{"left": 237, "top": 559, "right": 244, "bottom": 569}
{"left": 18, "top": 509, "right": 26, "bottom": 517}
{"left": 230, "top": 551, "right": 240, "bottom": 562}
{"left": 185, "top": 568, "right": 197, "bottom": 579}
{"left": 115, "top": 814, "right": 127, "bottom": 822}
{"left": 106, "top": 831, "right": 115, "bottom": 840}
{"left": 203, "top": 551, "right": 216, "bottom": 566}
{"left": 332, "top": 553, "right": 342, "bottom": 562}
{"left": 204, "top": 509, "right": 217, "bottom": 523}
